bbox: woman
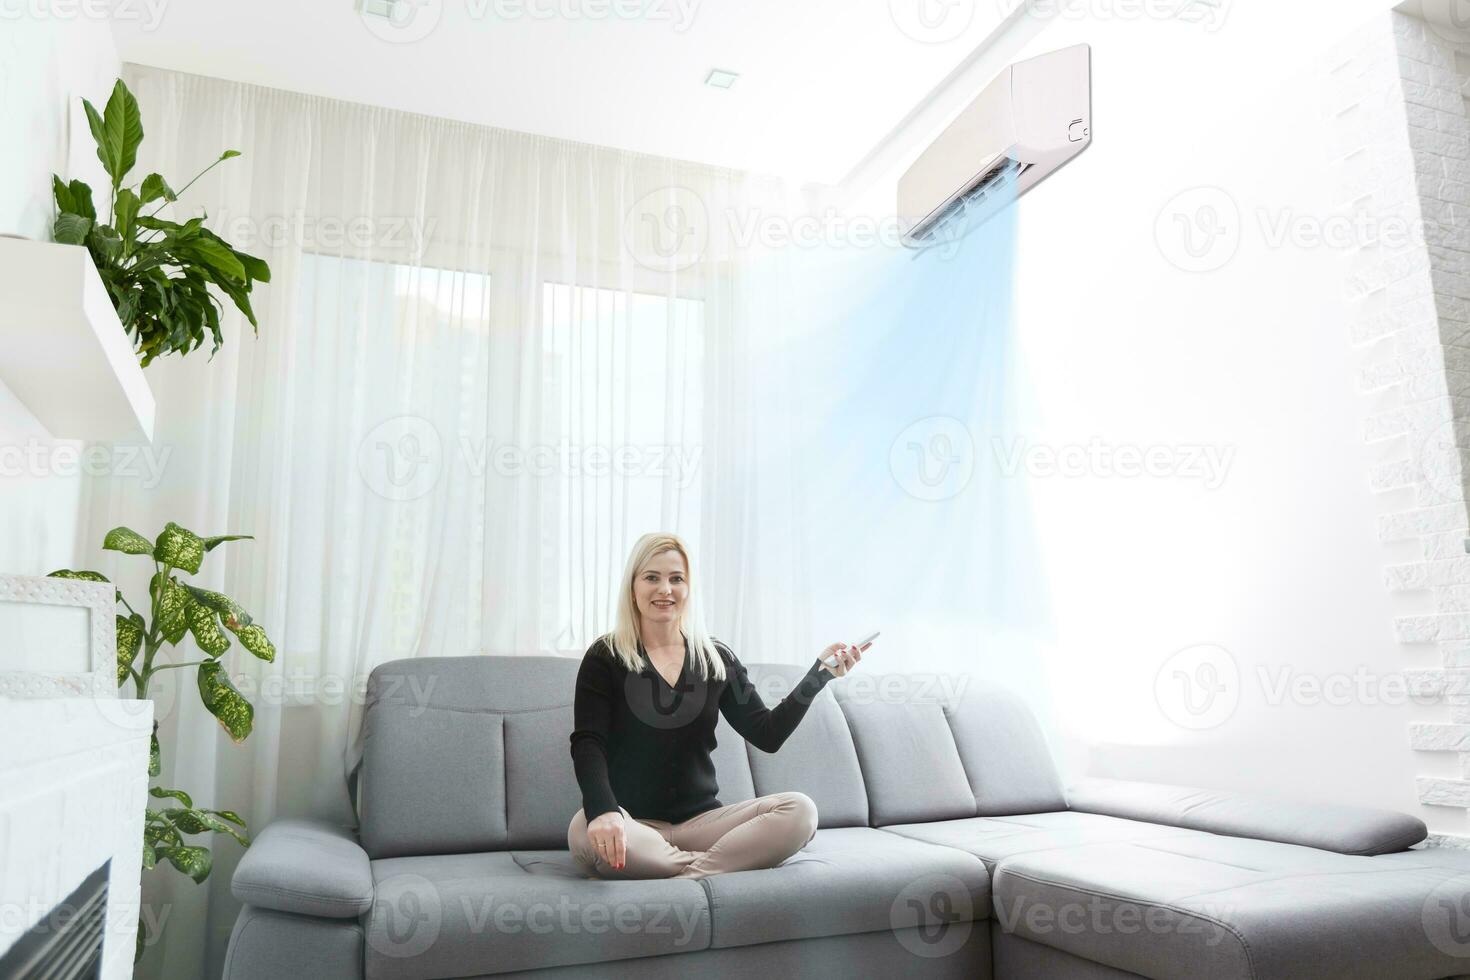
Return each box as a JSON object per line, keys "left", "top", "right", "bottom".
{"left": 566, "top": 532, "right": 864, "bottom": 880}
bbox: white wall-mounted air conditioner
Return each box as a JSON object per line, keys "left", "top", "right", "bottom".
{"left": 898, "top": 43, "right": 1092, "bottom": 247}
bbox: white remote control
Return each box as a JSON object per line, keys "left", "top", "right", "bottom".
{"left": 823, "top": 631, "right": 879, "bottom": 668}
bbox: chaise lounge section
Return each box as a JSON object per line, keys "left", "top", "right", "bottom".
{"left": 223, "top": 655, "right": 1470, "bottom": 979}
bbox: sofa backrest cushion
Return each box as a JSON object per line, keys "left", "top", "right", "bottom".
{"left": 741, "top": 663, "right": 868, "bottom": 828}
{"left": 359, "top": 654, "right": 761, "bottom": 857}
{"left": 942, "top": 683, "right": 1068, "bottom": 816}
{"left": 831, "top": 674, "right": 977, "bottom": 825}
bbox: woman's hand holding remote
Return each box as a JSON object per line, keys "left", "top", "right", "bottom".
{"left": 819, "top": 637, "right": 870, "bottom": 677}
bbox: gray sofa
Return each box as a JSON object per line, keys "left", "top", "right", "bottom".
{"left": 222, "top": 655, "right": 1470, "bottom": 979}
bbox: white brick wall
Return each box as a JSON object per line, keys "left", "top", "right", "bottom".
{"left": 1341, "top": 11, "right": 1470, "bottom": 841}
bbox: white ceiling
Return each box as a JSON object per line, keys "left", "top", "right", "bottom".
{"left": 110, "top": 0, "right": 1013, "bottom": 186}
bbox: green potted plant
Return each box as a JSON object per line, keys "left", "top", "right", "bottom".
{"left": 51, "top": 523, "right": 275, "bottom": 962}
{"left": 51, "top": 79, "right": 269, "bottom": 367}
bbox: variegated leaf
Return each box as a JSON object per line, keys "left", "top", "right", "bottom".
{"left": 103, "top": 526, "right": 155, "bottom": 556}
{"left": 149, "top": 732, "right": 160, "bottom": 778}
{"left": 202, "top": 534, "right": 252, "bottom": 552}
{"left": 197, "top": 661, "right": 253, "bottom": 742}
{"left": 157, "top": 844, "right": 212, "bottom": 883}
{"left": 153, "top": 574, "right": 191, "bottom": 645}
{"left": 149, "top": 786, "right": 193, "bottom": 808}
{"left": 166, "top": 808, "right": 249, "bottom": 847}
{"left": 48, "top": 569, "right": 122, "bottom": 604}
{"left": 207, "top": 809, "right": 247, "bottom": 829}
{"left": 184, "top": 586, "right": 251, "bottom": 628}
{"left": 142, "top": 843, "right": 156, "bottom": 870}
{"left": 186, "top": 602, "right": 230, "bottom": 657}
{"left": 232, "top": 623, "right": 274, "bottom": 663}
{"left": 116, "top": 613, "right": 144, "bottom": 685}
{"left": 154, "top": 522, "right": 205, "bottom": 574}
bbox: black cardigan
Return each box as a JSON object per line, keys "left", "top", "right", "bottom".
{"left": 568, "top": 635, "right": 834, "bottom": 824}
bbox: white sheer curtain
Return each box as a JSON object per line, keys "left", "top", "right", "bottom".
{"left": 85, "top": 64, "right": 810, "bottom": 979}
{"left": 82, "top": 64, "right": 1042, "bottom": 980}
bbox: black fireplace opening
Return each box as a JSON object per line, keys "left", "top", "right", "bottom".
{"left": 0, "top": 860, "right": 110, "bottom": 980}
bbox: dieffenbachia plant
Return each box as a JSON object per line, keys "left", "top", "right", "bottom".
{"left": 49, "top": 522, "right": 275, "bottom": 961}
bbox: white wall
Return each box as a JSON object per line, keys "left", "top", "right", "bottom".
{"left": 847, "top": 0, "right": 1452, "bottom": 829}
{"left": 0, "top": 18, "right": 121, "bottom": 574}
{"left": 1015, "top": 2, "right": 1444, "bottom": 827}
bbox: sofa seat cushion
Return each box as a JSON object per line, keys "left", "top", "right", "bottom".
{"left": 992, "top": 836, "right": 1470, "bottom": 980}
{"left": 364, "top": 850, "right": 711, "bottom": 980}
{"left": 882, "top": 811, "right": 1196, "bottom": 870}
{"left": 701, "top": 827, "right": 990, "bottom": 949}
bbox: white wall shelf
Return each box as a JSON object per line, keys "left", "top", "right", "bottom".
{"left": 0, "top": 238, "right": 155, "bottom": 442}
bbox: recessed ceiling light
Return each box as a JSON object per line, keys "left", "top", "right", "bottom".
{"left": 705, "top": 69, "right": 740, "bottom": 90}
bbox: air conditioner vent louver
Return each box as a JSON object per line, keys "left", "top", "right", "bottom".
{"left": 899, "top": 44, "right": 1091, "bottom": 247}
{"left": 909, "top": 158, "right": 1030, "bottom": 245}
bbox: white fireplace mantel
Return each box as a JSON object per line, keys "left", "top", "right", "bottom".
{"left": 0, "top": 696, "right": 153, "bottom": 978}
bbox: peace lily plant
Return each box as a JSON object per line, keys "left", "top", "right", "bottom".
{"left": 50, "top": 523, "right": 275, "bottom": 961}
{"left": 51, "top": 78, "right": 269, "bottom": 366}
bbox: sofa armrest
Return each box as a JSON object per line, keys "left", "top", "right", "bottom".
{"left": 1065, "top": 777, "right": 1426, "bottom": 856}
{"left": 232, "top": 819, "right": 374, "bottom": 919}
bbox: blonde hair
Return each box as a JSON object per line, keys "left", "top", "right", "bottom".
{"left": 601, "top": 532, "right": 726, "bottom": 683}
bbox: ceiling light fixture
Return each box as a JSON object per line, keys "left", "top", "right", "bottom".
{"left": 705, "top": 69, "right": 740, "bottom": 90}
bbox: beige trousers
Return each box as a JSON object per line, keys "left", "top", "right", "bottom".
{"left": 566, "top": 791, "right": 818, "bottom": 880}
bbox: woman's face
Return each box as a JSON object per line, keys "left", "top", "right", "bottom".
{"left": 634, "top": 550, "right": 688, "bottom": 628}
